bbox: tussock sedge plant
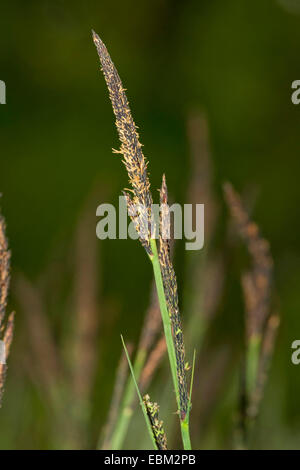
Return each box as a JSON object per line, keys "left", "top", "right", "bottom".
{"left": 0, "top": 212, "right": 15, "bottom": 406}
{"left": 92, "top": 31, "right": 193, "bottom": 449}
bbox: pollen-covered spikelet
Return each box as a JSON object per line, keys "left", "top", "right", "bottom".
{"left": 223, "top": 182, "right": 273, "bottom": 340}
{"left": 0, "top": 214, "right": 14, "bottom": 406}
{"left": 158, "top": 175, "right": 188, "bottom": 420}
{"left": 143, "top": 394, "right": 168, "bottom": 450}
{"left": 92, "top": 31, "right": 153, "bottom": 255}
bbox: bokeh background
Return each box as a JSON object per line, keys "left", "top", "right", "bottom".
{"left": 0, "top": 0, "right": 300, "bottom": 449}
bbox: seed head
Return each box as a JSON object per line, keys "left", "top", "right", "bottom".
{"left": 93, "top": 31, "right": 153, "bottom": 254}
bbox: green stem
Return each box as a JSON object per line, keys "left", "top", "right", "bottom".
{"left": 246, "top": 334, "right": 261, "bottom": 400}
{"left": 237, "top": 335, "right": 261, "bottom": 449}
{"left": 149, "top": 238, "right": 192, "bottom": 450}
{"left": 181, "top": 418, "right": 191, "bottom": 450}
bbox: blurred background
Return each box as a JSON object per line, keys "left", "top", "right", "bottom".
{"left": 0, "top": 0, "right": 300, "bottom": 449}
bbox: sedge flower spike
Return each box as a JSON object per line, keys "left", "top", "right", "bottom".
{"left": 92, "top": 30, "right": 153, "bottom": 255}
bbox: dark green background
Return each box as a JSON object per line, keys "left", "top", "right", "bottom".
{"left": 0, "top": 0, "right": 300, "bottom": 449}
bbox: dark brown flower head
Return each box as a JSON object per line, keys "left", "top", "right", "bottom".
{"left": 93, "top": 31, "right": 153, "bottom": 254}
{"left": 143, "top": 394, "right": 168, "bottom": 450}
